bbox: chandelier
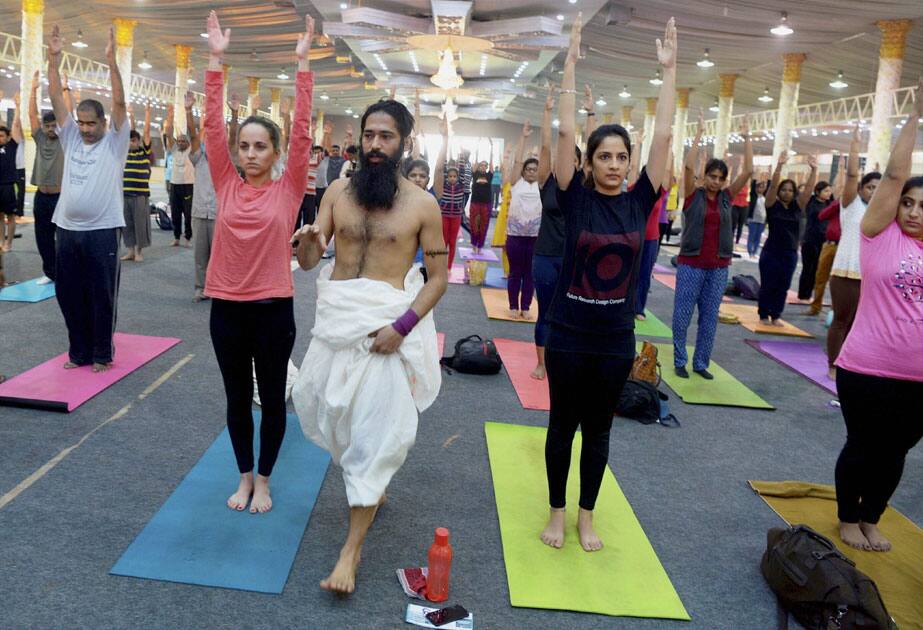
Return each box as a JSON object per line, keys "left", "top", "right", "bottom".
{"left": 431, "top": 48, "right": 464, "bottom": 90}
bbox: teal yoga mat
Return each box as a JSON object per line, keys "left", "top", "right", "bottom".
{"left": 0, "top": 278, "right": 56, "bottom": 302}
{"left": 111, "top": 413, "right": 330, "bottom": 593}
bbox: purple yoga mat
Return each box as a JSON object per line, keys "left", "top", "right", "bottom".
{"left": 653, "top": 263, "right": 675, "bottom": 274}
{"left": 0, "top": 333, "right": 182, "bottom": 412}
{"left": 458, "top": 247, "right": 500, "bottom": 263}
{"left": 745, "top": 339, "right": 836, "bottom": 395}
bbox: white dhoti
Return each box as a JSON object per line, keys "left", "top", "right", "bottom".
{"left": 292, "top": 264, "right": 441, "bottom": 506}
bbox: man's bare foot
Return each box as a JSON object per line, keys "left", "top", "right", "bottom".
{"left": 92, "top": 362, "right": 113, "bottom": 372}
{"left": 120, "top": 254, "right": 135, "bottom": 262}
{"left": 859, "top": 522, "right": 891, "bottom": 551}
{"left": 63, "top": 361, "right": 80, "bottom": 369}
{"left": 540, "top": 508, "right": 565, "bottom": 549}
{"left": 171, "top": 239, "right": 180, "bottom": 247}
{"left": 227, "top": 473, "right": 254, "bottom": 511}
{"left": 770, "top": 318, "right": 785, "bottom": 327}
{"left": 530, "top": 364, "right": 546, "bottom": 380}
{"left": 577, "top": 508, "right": 603, "bottom": 552}
{"left": 250, "top": 474, "right": 273, "bottom": 513}
{"left": 320, "top": 547, "right": 361, "bottom": 595}
{"left": 838, "top": 522, "right": 871, "bottom": 551}
{"left": 134, "top": 253, "right": 144, "bottom": 262}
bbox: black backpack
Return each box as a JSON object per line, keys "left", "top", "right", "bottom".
{"left": 440, "top": 335, "right": 502, "bottom": 375}
{"left": 761, "top": 525, "right": 897, "bottom": 630}
{"left": 154, "top": 203, "right": 173, "bottom": 231}
{"left": 731, "top": 274, "right": 761, "bottom": 300}
{"left": 615, "top": 380, "right": 679, "bottom": 427}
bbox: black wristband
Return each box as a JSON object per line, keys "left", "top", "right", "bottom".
{"left": 586, "top": 112, "right": 595, "bottom": 116}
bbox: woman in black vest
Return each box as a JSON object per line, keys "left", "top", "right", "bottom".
{"left": 671, "top": 112, "right": 752, "bottom": 379}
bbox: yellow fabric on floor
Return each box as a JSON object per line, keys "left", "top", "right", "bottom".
{"left": 749, "top": 480, "right": 923, "bottom": 630}
{"left": 719, "top": 303, "right": 813, "bottom": 338}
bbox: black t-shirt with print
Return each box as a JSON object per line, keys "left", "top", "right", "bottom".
{"left": 548, "top": 168, "right": 659, "bottom": 354}
{"left": 0, "top": 138, "right": 19, "bottom": 184}
{"left": 470, "top": 171, "right": 492, "bottom": 204}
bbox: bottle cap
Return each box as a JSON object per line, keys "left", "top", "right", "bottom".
{"left": 434, "top": 527, "right": 450, "bottom": 545}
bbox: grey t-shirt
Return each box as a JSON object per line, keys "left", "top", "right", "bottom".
{"left": 31, "top": 128, "right": 65, "bottom": 188}
{"left": 53, "top": 116, "right": 130, "bottom": 231}
{"left": 190, "top": 148, "right": 217, "bottom": 220}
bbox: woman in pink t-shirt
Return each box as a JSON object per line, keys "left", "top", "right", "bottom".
{"left": 833, "top": 80, "right": 923, "bottom": 554}
{"left": 203, "top": 12, "right": 315, "bottom": 515}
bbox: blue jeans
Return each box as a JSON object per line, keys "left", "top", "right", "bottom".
{"left": 671, "top": 264, "right": 728, "bottom": 371}
{"left": 532, "top": 254, "right": 562, "bottom": 347}
{"left": 635, "top": 238, "right": 659, "bottom": 315}
{"left": 746, "top": 222, "right": 764, "bottom": 257}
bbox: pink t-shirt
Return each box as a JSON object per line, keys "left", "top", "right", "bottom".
{"left": 203, "top": 70, "right": 314, "bottom": 301}
{"left": 836, "top": 221, "right": 923, "bottom": 381}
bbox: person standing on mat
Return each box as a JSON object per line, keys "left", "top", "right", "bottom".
{"left": 541, "top": 13, "right": 675, "bottom": 552}
{"left": 468, "top": 153, "right": 493, "bottom": 255}
{"left": 827, "top": 126, "right": 879, "bottom": 379}
{"left": 0, "top": 93, "right": 24, "bottom": 253}
{"left": 46, "top": 25, "right": 128, "bottom": 372}
{"left": 121, "top": 103, "right": 153, "bottom": 263}
{"left": 164, "top": 105, "right": 195, "bottom": 247}
{"left": 506, "top": 121, "right": 542, "bottom": 320}
{"left": 291, "top": 98, "right": 446, "bottom": 596}
{"left": 729, "top": 157, "right": 751, "bottom": 245}
{"left": 672, "top": 112, "right": 752, "bottom": 379}
{"left": 833, "top": 85, "right": 923, "bottom": 553}
{"left": 757, "top": 152, "right": 817, "bottom": 326}
{"left": 636, "top": 146, "right": 673, "bottom": 321}
{"left": 434, "top": 118, "right": 465, "bottom": 270}
{"left": 808, "top": 157, "right": 846, "bottom": 315}
{"left": 491, "top": 165, "right": 502, "bottom": 213}
{"left": 28, "top": 72, "right": 65, "bottom": 282}
{"left": 202, "top": 11, "right": 315, "bottom": 514}
{"left": 796, "top": 180, "right": 834, "bottom": 301}
{"left": 746, "top": 177, "right": 768, "bottom": 259}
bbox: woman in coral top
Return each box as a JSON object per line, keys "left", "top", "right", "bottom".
{"left": 834, "top": 80, "right": 923, "bottom": 553}
{"left": 204, "top": 11, "right": 315, "bottom": 514}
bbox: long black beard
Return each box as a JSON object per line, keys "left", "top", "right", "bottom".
{"left": 350, "top": 145, "right": 403, "bottom": 210}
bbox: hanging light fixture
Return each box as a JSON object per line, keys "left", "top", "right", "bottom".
{"left": 649, "top": 70, "right": 662, "bottom": 86}
{"left": 138, "top": 51, "right": 152, "bottom": 70}
{"left": 829, "top": 70, "right": 848, "bottom": 89}
{"left": 697, "top": 49, "right": 714, "bottom": 68}
{"left": 618, "top": 85, "right": 631, "bottom": 98}
{"left": 72, "top": 29, "right": 88, "bottom": 48}
{"left": 595, "top": 95, "right": 607, "bottom": 107}
{"left": 709, "top": 98, "right": 720, "bottom": 112}
{"left": 277, "top": 68, "right": 290, "bottom": 80}
{"left": 770, "top": 12, "right": 793, "bottom": 36}
{"left": 758, "top": 87, "right": 773, "bottom": 103}
{"left": 431, "top": 48, "right": 464, "bottom": 90}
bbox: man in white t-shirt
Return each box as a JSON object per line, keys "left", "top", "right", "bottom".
{"left": 164, "top": 107, "right": 195, "bottom": 246}
{"left": 47, "top": 25, "right": 129, "bottom": 372}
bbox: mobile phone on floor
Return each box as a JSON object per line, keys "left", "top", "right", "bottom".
{"left": 425, "top": 604, "right": 469, "bottom": 627}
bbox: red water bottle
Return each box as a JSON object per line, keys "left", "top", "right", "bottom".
{"left": 426, "top": 527, "right": 453, "bottom": 602}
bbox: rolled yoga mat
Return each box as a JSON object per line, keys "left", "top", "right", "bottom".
{"left": 0, "top": 277, "right": 56, "bottom": 303}
{"left": 480, "top": 288, "right": 538, "bottom": 322}
{"left": 744, "top": 339, "right": 836, "bottom": 395}
{"left": 111, "top": 413, "right": 331, "bottom": 594}
{"left": 485, "top": 422, "right": 689, "bottom": 620}
{"left": 717, "top": 303, "right": 813, "bottom": 338}
{"left": 0, "top": 333, "right": 181, "bottom": 412}
{"left": 749, "top": 480, "right": 923, "bottom": 630}
{"left": 459, "top": 247, "right": 500, "bottom": 263}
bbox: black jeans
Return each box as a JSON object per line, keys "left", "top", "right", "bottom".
{"left": 170, "top": 183, "right": 194, "bottom": 241}
{"left": 545, "top": 346, "right": 633, "bottom": 510}
{"left": 731, "top": 205, "right": 748, "bottom": 243}
{"left": 210, "top": 298, "right": 296, "bottom": 477}
{"left": 797, "top": 240, "right": 822, "bottom": 300}
{"left": 33, "top": 191, "right": 59, "bottom": 280}
{"left": 835, "top": 368, "right": 923, "bottom": 524}
{"left": 758, "top": 248, "right": 797, "bottom": 320}
{"left": 55, "top": 228, "right": 121, "bottom": 365}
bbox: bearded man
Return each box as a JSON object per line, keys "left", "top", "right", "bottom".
{"left": 291, "top": 99, "right": 447, "bottom": 595}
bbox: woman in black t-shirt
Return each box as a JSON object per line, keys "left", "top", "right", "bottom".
{"left": 539, "top": 14, "right": 676, "bottom": 553}
{"left": 469, "top": 155, "right": 494, "bottom": 254}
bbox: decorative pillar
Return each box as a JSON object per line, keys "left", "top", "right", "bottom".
{"left": 772, "top": 53, "right": 806, "bottom": 165}
{"left": 20, "top": 0, "right": 44, "bottom": 185}
{"left": 714, "top": 74, "right": 736, "bottom": 158}
{"left": 113, "top": 19, "right": 136, "bottom": 104}
{"left": 620, "top": 105, "right": 633, "bottom": 128}
{"left": 641, "top": 98, "right": 656, "bottom": 166}
{"left": 247, "top": 77, "right": 261, "bottom": 114}
{"left": 269, "top": 87, "right": 282, "bottom": 125}
{"left": 173, "top": 45, "right": 192, "bottom": 135}
{"left": 868, "top": 20, "right": 913, "bottom": 170}
{"left": 672, "top": 88, "right": 690, "bottom": 173}
{"left": 602, "top": 113, "right": 614, "bottom": 124}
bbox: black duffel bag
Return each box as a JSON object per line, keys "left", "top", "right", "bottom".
{"left": 440, "top": 335, "right": 502, "bottom": 375}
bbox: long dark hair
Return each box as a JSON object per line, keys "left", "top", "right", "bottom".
{"left": 583, "top": 124, "right": 632, "bottom": 189}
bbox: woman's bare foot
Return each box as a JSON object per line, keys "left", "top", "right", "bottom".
{"left": 530, "top": 364, "right": 546, "bottom": 380}
{"left": 838, "top": 522, "right": 871, "bottom": 551}
{"left": 635, "top": 313, "right": 647, "bottom": 321}
{"left": 859, "top": 522, "right": 891, "bottom": 551}
{"left": 577, "top": 508, "right": 603, "bottom": 552}
{"left": 828, "top": 366, "right": 836, "bottom": 380}
{"left": 250, "top": 474, "right": 272, "bottom": 513}
{"left": 770, "top": 318, "right": 785, "bottom": 328}
{"left": 759, "top": 318, "right": 771, "bottom": 326}
{"left": 509, "top": 308, "right": 520, "bottom": 319}
{"left": 92, "top": 362, "right": 112, "bottom": 372}
{"left": 227, "top": 473, "right": 254, "bottom": 511}
{"left": 540, "top": 508, "right": 566, "bottom": 549}
{"left": 320, "top": 547, "right": 361, "bottom": 595}
{"left": 63, "top": 361, "right": 80, "bottom": 369}
{"left": 171, "top": 239, "right": 180, "bottom": 247}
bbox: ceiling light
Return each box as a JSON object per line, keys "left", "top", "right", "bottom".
{"left": 352, "top": 114, "right": 359, "bottom": 118}
{"left": 138, "top": 51, "right": 152, "bottom": 70}
{"left": 568, "top": 0, "right": 577, "bottom": 3}
{"left": 709, "top": 99, "right": 720, "bottom": 112}
{"left": 187, "top": 78, "right": 196, "bottom": 84}
{"left": 829, "top": 70, "right": 848, "bottom": 89}
{"left": 431, "top": 47, "right": 463, "bottom": 90}
{"left": 345, "top": 107, "right": 353, "bottom": 114}
{"left": 340, "top": 2, "right": 348, "bottom": 9}
{"left": 200, "top": 33, "right": 209, "bottom": 39}
{"left": 72, "top": 29, "right": 88, "bottom": 48}
{"left": 649, "top": 70, "right": 662, "bottom": 86}
{"left": 697, "top": 49, "right": 714, "bottom": 68}
{"left": 320, "top": 93, "right": 329, "bottom": 101}
{"left": 770, "top": 12, "right": 793, "bottom": 36}
{"left": 758, "top": 87, "right": 773, "bottom": 103}
{"left": 595, "top": 96, "right": 607, "bottom": 107}
{"left": 618, "top": 85, "right": 631, "bottom": 98}
{"left": 556, "top": 14, "right": 564, "bottom": 21}
{"left": 277, "top": 68, "right": 289, "bottom": 80}
{"left": 552, "top": 118, "right": 560, "bottom": 127}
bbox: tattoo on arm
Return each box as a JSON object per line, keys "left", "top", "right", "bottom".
{"left": 424, "top": 248, "right": 449, "bottom": 258}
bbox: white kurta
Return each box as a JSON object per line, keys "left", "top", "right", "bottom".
{"left": 293, "top": 264, "right": 441, "bottom": 506}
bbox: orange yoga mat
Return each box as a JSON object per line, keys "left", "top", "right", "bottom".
{"left": 718, "top": 303, "right": 813, "bottom": 338}
{"left": 480, "top": 288, "right": 539, "bottom": 323}
{"left": 786, "top": 289, "right": 831, "bottom": 307}
{"left": 494, "top": 338, "right": 549, "bottom": 411}
{"left": 653, "top": 273, "right": 731, "bottom": 302}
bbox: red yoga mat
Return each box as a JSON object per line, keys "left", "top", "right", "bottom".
{"left": 494, "top": 338, "right": 549, "bottom": 411}
{"left": 0, "top": 333, "right": 182, "bottom": 412}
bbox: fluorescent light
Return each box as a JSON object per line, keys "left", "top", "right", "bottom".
{"left": 618, "top": 85, "right": 631, "bottom": 98}
{"left": 829, "top": 70, "right": 848, "bottom": 89}
{"left": 697, "top": 49, "right": 714, "bottom": 68}
{"left": 649, "top": 70, "right": 662, "bottom": 86}
{"left": 758, "top": 87, "right": 773, "bottom": 103}
{"left": 771, "top": 12, "right": 793, "bottom": 36}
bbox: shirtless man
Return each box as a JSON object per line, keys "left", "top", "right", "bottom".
{"left": 292, "top": 99, "right": 447, "bottom": 595}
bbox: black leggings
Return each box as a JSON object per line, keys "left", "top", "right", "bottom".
{"left": 544, "top": 347, "right": 633, "bottom": 511}
{"left": 210, "top": 298, "right": 296, "bottom": 477}
{"left": 835, "top": 368, "right": 923, "bottom": 524}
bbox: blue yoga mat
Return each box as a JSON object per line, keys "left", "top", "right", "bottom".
{"left": 0, "top": 278, "right": 56, "bottom": 302}
{"left": 111, "top": 413, "right": 330, "bottom": 593}
{"left": 484, "top": 266, "right": 507, "bottom": 289}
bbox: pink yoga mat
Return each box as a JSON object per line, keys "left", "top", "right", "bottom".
{"left": 0, "top": 333, "right": 182, "bottom": 412}
{"left": 653, "top": 263, "right": 675, "bottom": 274}
{"left": 459, "top": 247, "right": 500, "bottom": 263}
{"left": 448, "top": 265, "right": 466, "bottom": 284}
{"left": 494, "top": 338, "right": 549, "bottom": 411}
{"left": 745, "top": 339, "right": 836, "bottom": 395}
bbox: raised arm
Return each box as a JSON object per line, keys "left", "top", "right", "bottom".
{"left": 105, "top": 27, "right": 126, "bottom": 129}
{"left": 555, "top": 13, "right": 581, "bottom": 191}
{"left": 627, "top": 131, "right": 642, "bottom": 187}
{"left": 831, "top": 155, "right": 846, "bottom": 199}
{"left": 185, "top": 92, "right": 200, "bottom": 155}
{"left": 683, "top": 110, "right": 704, "bottom": 199}
{"left": 581, "top": 84, "right": 596, "bottom": 139}
{"left": 862, "top": 77, "right": 923, "bottom": 238}
{"left": 227, "top": 92, "right": 240, "bottom": 154}
{"left": 412, "top": 89, "right": 422, "bottom": 159}
{"left": 45, "top": 25, "right": 70, "bottom": 128}
{"left": 644, "top": 17, "right": 677, "bottom": 193}
{"left": 765, "top": 152, "right": 787, "bottom": 207}
{"left": 321, "top": 120, "right": 334, "bottom": 153}
{"left": 797, "top": 155, "right": 818, "bottom": 210}
{"left": 11, "top": 93, "right": 23, "bottom": 143}
{"left": 727, "top": 115, "right": 753, "bottom": 198}
{"left": 61, "top": 72, "right": 74, "bottom": 114}
{"left": 840, "top": 124, "right": 862, "bottom": 208}
{"left": 204, "top": 10, "right": 239, "bottom": 184}
{"left": 164, "top": 104, "right": 175, "bottom": 150}
{"left": 511, "top": 120, "right": 530, "bottom": 186}
{"left": 538, "top": 85, "right": 555, "bottom": 187}
{"left": 143, "top": 102, "right": 152, "bottom": 146}
{"left": 433, "top": 117, "right": 449, "bottom": 199}
{"left": 28, "top": 71, "right": 40, "bottom": 132}
{"left": 279, "top": 15, "right": 316, "bottom": 195}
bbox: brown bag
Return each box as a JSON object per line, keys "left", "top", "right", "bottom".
{"left": 631, "top": 341, "right": 660, "bottom": 385}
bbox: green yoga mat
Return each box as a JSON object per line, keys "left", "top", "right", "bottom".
{"left": 485, "top": 422, "right": 690, "bottom": 620}
{"left": 635, "top": 310, "right": 672, "bottom": 338}
{"left": 650, "top": 343, "right": 774, "bottom": 410}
